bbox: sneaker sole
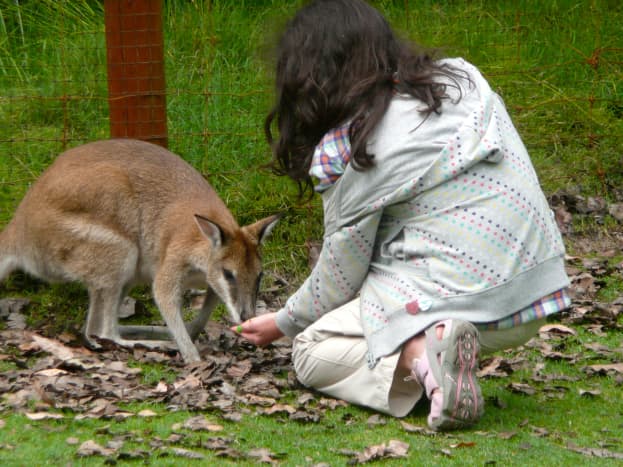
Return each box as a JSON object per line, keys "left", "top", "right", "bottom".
{"left": 431, "top": 322, "right": 484, "bottom": 431}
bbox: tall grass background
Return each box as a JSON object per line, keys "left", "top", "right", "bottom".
{"left": 0, "top": 0, "right": 622, "bottom": 288}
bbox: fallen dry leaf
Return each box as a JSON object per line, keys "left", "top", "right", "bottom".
{"left": 25, "top": 412, "right": 64, "bottom": 420}
{"left": 578, "top": 388, "right": 602, "bottom": 397}
{"left": 507, "top": 382, "right": 537, "bottom": 396}
{"left": 226, "top": 359, "right": 253, "bottom": 378}
{"left": 76, "top": 440, "right": 116, "bottom": 457}
{"left": 554, "top": 205, "right": 573, "bottom": 234}
{"left": 566, "top": 442, "right": 623, "bottom": 460}
{"left": 153, "top": 381, "right": 169, "bottom": 394}
{"left": 289, "top": 409, "right": 321, "bottom": 423}
{"left": 340, "top": 440, "right": 409, "bottom": 464}
{"left": 296, "top": 392, "right": 315, "bottom": 405}
{"left": 179, "top": 415, "right": 224, "bottom": 432}
{"left": 583, "top": 342, "right": 617, "bottom": 357}
{"left": 244, "top": 394, "right": 277, "bottom": 407}
{"left": 569, "top": 272, "right": 598, "bottom": 297}
{"left": 531, "top": 426, "right": 550, "bottom": 437}
{"left": 538, "top": 323, "right": 577, "bottom": 338}
{"left": 400, "top": 420, "right": 437, "bottom": 436}
{"left": 247, "top": 447, "right": 286, "bottom": 464}
{"left": 450, "top": 441, "right": 476, "bottom": 448}
{"left": 584, "top": 363, "right": 623, "bottom": 376}
{"left": 3, "top": 388, "right": 41, "bottom": 409}
{"left": 106, "top": 360, "right": 142, "bottom": 375}
{"left": 30, "top": 333, "right": 80, "bottom": 360}
{"left": 318, "top": 398, "right": 348, "bottom": 410}
{"left": 214, "top": 447, "right": 245, "bottom": 460}
{"left": 306, "top": 239, "right": 323, "bottom": 269}
{"left": 477, "top": 355, "right": 512, "bottom": 378}
{"left": 222, "top": 411, "right": 244, "bottom": 422}
{"left": 118, "top": 449, "right": 150, "bottom": 460}
{"left": 172, "top": 374, "right": 202, "bottom": 391}
{"left": 169, "top": 447, "right": 205, "bottom": 459}
{"left": 366, "top": 414, "right": 387, "bottom": 427}
{"left": 201, "top": 436, "right": 235, "bottom": 451}
{"left": 263, "top": 403, "right": 297, "bottom": 415}
{"left": 34, "top": 368, "right": 69, "bottom": 377}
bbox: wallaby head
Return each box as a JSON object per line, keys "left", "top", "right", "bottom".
{"left": 193, "top": 214, "right": 280, "bottom": 324}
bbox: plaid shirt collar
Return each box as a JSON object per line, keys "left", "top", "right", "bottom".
{"left": 309, "top": 122, "right": 352, "bottom": 192}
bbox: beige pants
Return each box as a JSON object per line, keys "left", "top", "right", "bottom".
{"left": 292, "top": 298, "right": 543, "bottom": 417}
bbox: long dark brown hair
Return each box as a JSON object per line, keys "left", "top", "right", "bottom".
{"left": 264, "top": 0, "right": 467, "bottom": 196}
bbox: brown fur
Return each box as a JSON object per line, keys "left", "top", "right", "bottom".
{"left": 0, "top": 139, "right": 279, "bottom": 363}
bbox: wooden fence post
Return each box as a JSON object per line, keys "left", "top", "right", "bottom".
{"left": 104, "top": 0, "right": 168, "bottom": 148}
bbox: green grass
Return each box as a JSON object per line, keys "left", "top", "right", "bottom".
{"left": 0, "top": 368, "right": 622, "bottom": 466}
{"left": 0, "top": 364, "right": 622, "bottom": 467}
{"left": 0, "top": 0, "right": 622, "bottom": 465}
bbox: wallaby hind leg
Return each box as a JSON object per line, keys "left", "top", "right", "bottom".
{"left": 119, "top": 287, "right": 220, "bottom": 341}
{"left": 52, "top": 221, "right": 171, "bottom": 350}
{"left": 0, "top": 255, "right": 18, "bottom": 283}
{"left": 85, "top": 286, "right": 177, "bottom": 351}
{"left": 0, "top": 226, "right": 18, "bottom": 282}
{"left": 84, "top": 286, "right": 126, "bottom": 346}
{"left": 186, "top": 288, "right": 219, "bottom": 339}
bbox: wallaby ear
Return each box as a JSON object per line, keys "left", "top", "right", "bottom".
{"left": 194, "top": 214, "right": 225, "bottom": 247}
{"left": 246, "top": 214, "right": 281, "bottom": 244}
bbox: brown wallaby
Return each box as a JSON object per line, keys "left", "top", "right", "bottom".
{"left": 0, "top": 139, "right": 279, "bottom": 363}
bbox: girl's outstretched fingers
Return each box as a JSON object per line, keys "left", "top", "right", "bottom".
{"left": 231, "top": 312, "right": 284, "bottom": 346}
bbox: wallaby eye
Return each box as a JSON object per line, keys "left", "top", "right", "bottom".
{"left": 223, "top": 268, "right": 235, "bottom": 283}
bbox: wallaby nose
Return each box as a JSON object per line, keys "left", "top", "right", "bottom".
{"left": 240, "top": 307, "right": 254, "bottom": 322}
{"left": 239, "top": 298, "right": 258, "bottom": 322}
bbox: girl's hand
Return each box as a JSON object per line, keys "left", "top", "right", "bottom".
{"left": 231, "top": 312, "right": 284, "bottom": 346}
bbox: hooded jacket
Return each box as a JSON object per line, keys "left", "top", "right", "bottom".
{"left": 275, "top": 58, "right": 569, "bottom": 367}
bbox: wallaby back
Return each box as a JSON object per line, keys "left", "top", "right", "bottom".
{"left": 0, "top": 139, "right": 279, "bottom": 363}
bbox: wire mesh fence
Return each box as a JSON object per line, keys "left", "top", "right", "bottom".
{"left": 104, "top": 0, "right": 168, "bottom": 148}
{"left": 0, "top": 0, "right": 621, "bottom": 231}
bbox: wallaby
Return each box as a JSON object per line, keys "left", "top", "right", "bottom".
{"left": 0, "top": 139, "right": 279, "bottom": 363}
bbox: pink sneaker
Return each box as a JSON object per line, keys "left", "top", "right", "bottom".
{"left": 411, "top": 319, "right": 484, "bottom": 431}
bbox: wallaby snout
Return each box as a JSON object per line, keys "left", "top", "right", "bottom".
{"left": 0, "top": 139, "right": 279, "bottom": 363}
{"left": 193, "top": 213, "right": 280, "bottom": 326}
